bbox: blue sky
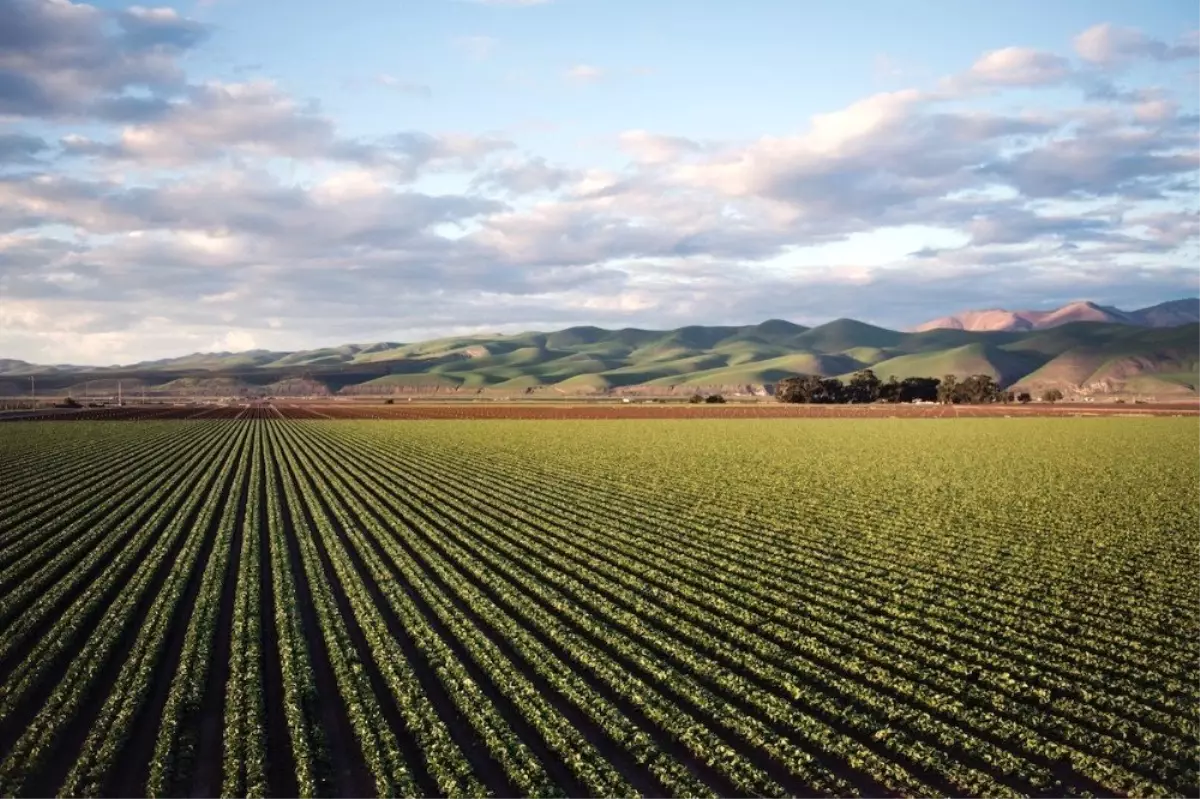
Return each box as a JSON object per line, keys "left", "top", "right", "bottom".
{"left": 0, "top": 0, "right": 1197, "bottom": 362}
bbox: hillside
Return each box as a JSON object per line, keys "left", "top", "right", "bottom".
{"left": 3, "top": 316, "right": 1196, "bottom": 399}
{"left": 915, "top": 298, "right": 1199, "bottom": 333}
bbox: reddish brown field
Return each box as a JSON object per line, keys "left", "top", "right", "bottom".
{"left": 4, "top": 400, "right": 1196, "bottom": 422}
{"left": 278, "top": 401, "right": 1200, "bottom": 420}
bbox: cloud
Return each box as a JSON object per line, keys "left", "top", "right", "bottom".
{"left": 470, "top": 156, "right": 576, "bottom": 194}
{"left": 564, "top": 64, "right": 604, "bottom": 83}
{"left": 53, "top": 80, "right": 512, "bottom": 174}
{"left": 453, "top": 35, "right": 497, "bottom": 61}
{"left": 209, "top": 329, "right": 257, "bottom": 352}
{"left": 0, "top": 131, "right": 48, "bottom": 163}
{"left": 1074, "top": 24, "right": 1200, "bottom": 68}
{"left": 963, "top": 47, "right": 1072, "bottom": 87}
{"left": 374, "top": 74, "right": 432, "bottom": 98}
{"left": 116, "top": 6, "right": 209, "bottom": 51}
{"left": 0, "top": 0, "right": 209, "bottom": 119}
{"left": 977, "top": 123, "right": 1199, "bottom": 199}
{"left": 665, "top": 91, "right": 1056, "bottom": 234}
{"left": 617, "top": 130, "right": 704, "bottom": 164}
{"left": 964, "top": 208, "right": 1114, "bottom": 246}
{"left": 1, "top": 10, "right": 1197, "bottom": 362}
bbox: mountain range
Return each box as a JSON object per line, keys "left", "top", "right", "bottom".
{"left": 1, "top": 299, "right": 1197, "bottom": 399}
{"left": 913, "top": 298, "right": 1199, "bottom": 332}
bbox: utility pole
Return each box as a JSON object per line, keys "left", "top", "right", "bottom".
{"left": 30, "top": 376, "right": 35, "bottom": 405}
{"left": 118, "top": 380, "right": 122, "bottom": 407}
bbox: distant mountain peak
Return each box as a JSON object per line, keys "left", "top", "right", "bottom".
{"left": 914, "top": 298, "right": 1196, "bottom": 333}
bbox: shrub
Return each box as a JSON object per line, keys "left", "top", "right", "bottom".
{"left": 704, "top": 394, "right": 726, "bottom": 404}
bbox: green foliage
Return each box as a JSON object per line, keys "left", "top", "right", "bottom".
{"left": 846, "top": 369, "right": 882, "bottom": 403}
{"left": 1042, "top": 388, "right": 1065, "bottom": 403}
{"left": 0, "top": 418, "right": 1196, "bottom": 798}
{"left": 773, "top": 374, "right": 846, "bottom": 403}
{"left": 780, "top": 372, "right": 954, "bottom": 404}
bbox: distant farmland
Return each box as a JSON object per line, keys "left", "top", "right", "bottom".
{"left": 0, "top": 417, "right": 1196, "bottom": 797}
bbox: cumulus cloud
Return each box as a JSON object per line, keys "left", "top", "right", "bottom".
{"left": 1, "top": 9, "right": 1197, "bottom": 362}
{"left": 52, "top": 80, "right": 513, "bottom": 176}
{"left": 1074, "top": 24, "right": 1200, "bottom": 68}
{"left": 617, "top": 130, "right": 705, "bottom": 164}
{"left": 116, "top": 6, "right": 209, "bottom": 51}
{"left": 964, "top": 47, "right": 1072, "bottom": 87}
{"left": 470, "top": 156, "right": 577, "bottom": 194}
{"left": 0, "top": 0, "right": 208, "bottom": 119}
{"left": 978, "top": 124, "right": 1199, "bottom": 198}
{"left": 0, "top": 131, "right": 47, "bottom": 163}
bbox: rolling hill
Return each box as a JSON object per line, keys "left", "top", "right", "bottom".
{"left": 3, "top": 311, "right": 1197, "bottom": 399}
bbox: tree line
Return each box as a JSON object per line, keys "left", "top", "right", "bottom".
{"left": 775, "top": 370, "right": 1064, "bottom": 404}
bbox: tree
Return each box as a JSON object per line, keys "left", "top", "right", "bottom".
{"left": 775, "top": 377, "right": 806, "bottom": 403}
{"left": 778, "top": 373, "right": 952, "bottom": 404}
{"left": 898, "top": 376, "right": 940, "bottom": 403}
{"left": 704, "top": 394, "right": 726, "bottom": 404}
{"left": 1017, "top": 392, "right": 1032, "bottom": 404}
{"left": 689, "top": 393, "right": 705, "bottom": 404}
{"left": 775, "top": 374, "right": 832, "bottom": 403}
{"left": 847, "top": 369, "right": 882, "bottom": 403}
{"left": 816, "top": 377, "right": 846, "bottom": 404}
{"left": 1042, "top": 388, "right": 1064, "bottom": 403}
{"left": 958, "top": 374, "right": 1003, "bottom": 404}
{"left": 937, "top": 374, "right": 959, "bottom": 404}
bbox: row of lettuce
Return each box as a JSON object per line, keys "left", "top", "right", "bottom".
{"left": 0, "top": 419, "right": 1195, "bottom": 797}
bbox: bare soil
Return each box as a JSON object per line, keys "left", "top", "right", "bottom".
{"left": 2, "top": 401, "right": 1195, "bottom": 422}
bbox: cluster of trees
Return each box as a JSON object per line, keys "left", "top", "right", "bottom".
{"left": 689, "top": 393, "right": 727, "bottom": 404}
{"left": 775, "top": 371, "right": 945, "bottom": 404}
{"left": 775, "top": 370, "right": 1067, "bottom": 405}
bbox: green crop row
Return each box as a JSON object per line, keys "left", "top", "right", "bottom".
{"left": 0, "top": 416, "right": 1194, "bottom": 798}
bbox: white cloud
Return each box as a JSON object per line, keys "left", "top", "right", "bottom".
{"left": 565, "top": 64, "right": 605, "bottom": 83}
{"left": 1074, "top": 24, "right": 1200, "bottom": 68}
{"left": 0, "top": 0, "right": 208, "bottom": 120}
{"left": 617, "top": 130, "right": 703, "bottom": 164}
{"left": 0, "top": 9, "right": 1196, "bottom": 362}
{"left": 211, "top": 330, "right": 257, "bottom": 351}
{"left": 964, "top": 47, "right": 1072, "bottom": 87}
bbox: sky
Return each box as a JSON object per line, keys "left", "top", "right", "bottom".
{"left": 0, "top": 0, "right": 1197, "bottom": 364}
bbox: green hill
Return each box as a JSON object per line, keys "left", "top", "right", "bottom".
{"left": 792, "top": 319, "right": 905, "bottom": 352}
{"left": 4, "top": 319, "right": 1196, "bottom": 398}
{"left": 868, "top": 343, "right": 1047, "bottom": 385}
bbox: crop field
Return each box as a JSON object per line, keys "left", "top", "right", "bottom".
{"left": 0, "top": 417, "right": 1196, "bottom": 798}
